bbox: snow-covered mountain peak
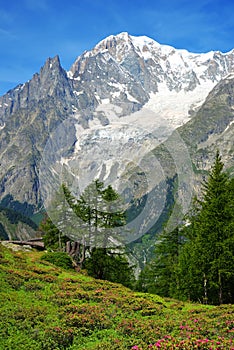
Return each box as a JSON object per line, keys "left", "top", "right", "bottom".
{"left": 69, "top": 32, "right": 234, "bottom": 82}
{"left": 90, "top": 32, "right": 215, "bottom": 64}
{"left": 65, "top": 32, "right": 234, "bottom": 134}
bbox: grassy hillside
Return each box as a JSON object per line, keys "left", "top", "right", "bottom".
{"left": 0, "top": 243, "right": 233, "bottom": 350}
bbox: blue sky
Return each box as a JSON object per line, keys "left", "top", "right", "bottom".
{"left": 0, "top": 0, "right": 234, "bottom": 96}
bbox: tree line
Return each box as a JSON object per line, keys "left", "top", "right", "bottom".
{"left": 137, "top": 151, "right": 234, "bottom": 304}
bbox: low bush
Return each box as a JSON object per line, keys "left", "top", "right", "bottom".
{"left": 40, "top": 251, "right": 73, "bottom": 270}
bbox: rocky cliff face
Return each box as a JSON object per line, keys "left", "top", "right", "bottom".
{"left": 179, "top": 73, "right": 234, "bottom": 173}
{"left": 0, "top": 32, "right": 233, "bottom": 212}
{"left": 0, "top": 56, "right": 78, "bottom": 206}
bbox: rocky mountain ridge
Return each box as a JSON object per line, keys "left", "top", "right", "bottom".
{"left": 2, "top": 33, "right": 234, "bottom": 128}
{"left": 73, "top": 32, "right": 234, "bottom": 90}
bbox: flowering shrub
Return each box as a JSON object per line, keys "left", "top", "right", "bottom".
{"left": 63, "top": 303, "right": 112, "bottom": 334}
{"left": 39, "top": 326, "right": 74, "bottom": 349}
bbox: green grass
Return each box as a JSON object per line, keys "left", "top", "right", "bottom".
{"left": 0, "top": 243, "right": 233, "bottom": 350}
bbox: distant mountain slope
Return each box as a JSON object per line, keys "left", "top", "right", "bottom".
{"left": 0, "top": 208, "right": 37, "bottom": 240}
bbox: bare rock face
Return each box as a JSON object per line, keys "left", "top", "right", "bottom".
{"left": 0, "top": 32, "right": 234, "bottom": 211}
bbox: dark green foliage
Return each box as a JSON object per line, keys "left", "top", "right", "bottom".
{"left": 101, "top": 185, "right": 126, "bottom": 228}
{"left": 0, "top": 194, "right": 35, "bottom": 217}
{"left": 40, "top": 251, "right": 73, "bottom": 270}
{"left": 84, "top": 248, "right": 135, "bottom": 288}
{"left": 0, "top": 222, "right": 8, "bottom": 240}
{"left": 30, "top": 210, "right": 45, "bottom": 226}
{"left": 42, "top": 181, "right": 134, "bottom": 287}
{"left": 0, "top": 206, "right": 38, "bottom": 229}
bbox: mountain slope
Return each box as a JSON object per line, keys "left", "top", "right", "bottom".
{"left": 178, "top": 73, "right": 234, "bottom": 174}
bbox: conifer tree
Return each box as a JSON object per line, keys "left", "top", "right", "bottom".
{"left": 62, "top": 180, "right": 134, "bottom": 285}
{"left": 62, "top": 180, "right": 125, "bottom": 248}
